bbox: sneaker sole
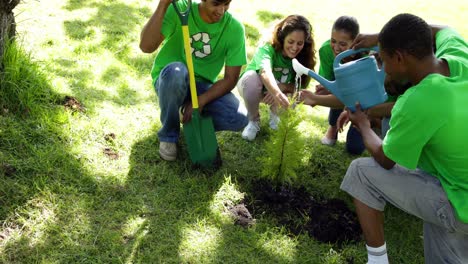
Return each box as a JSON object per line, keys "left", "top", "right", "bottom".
{"left": 320, "top": 138, "right": 337, "bottom": 146}
{"left": 159, "top": 150, "right": 177, "bottom": 161}
{"left": 242, "top": 135, "right": 254, "bottom": 141}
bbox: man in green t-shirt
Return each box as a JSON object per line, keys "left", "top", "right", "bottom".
{"left": 340, "top": 14, "right": 468, "bottom": 264}
{"left": 140, "top": 0, "right": 248, "bottom": 161}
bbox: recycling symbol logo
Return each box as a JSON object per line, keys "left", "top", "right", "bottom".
{"left": 273, "top": 67, "right": 290, "bottom": 83}
{"left": 190, "top": 32, "right": 212, "bottom": 58}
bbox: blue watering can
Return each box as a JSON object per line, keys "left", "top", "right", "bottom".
{"left": 293, "top": 47, "right": 387, "bottom": 111}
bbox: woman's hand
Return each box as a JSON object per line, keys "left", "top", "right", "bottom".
{"left": 298, "top": 89, "right": 318, "bottom": 107}
{"left": 315, "top": 84, "right": 330, "bottom": 95}
{"left": 263, "top": 91, "right": 290, "bottom": 108}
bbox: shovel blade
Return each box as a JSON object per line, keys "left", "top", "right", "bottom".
{"left": 183, "top": 111, "right": 219, "bottom": 167}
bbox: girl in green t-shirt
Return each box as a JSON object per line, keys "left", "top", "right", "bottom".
{"left": 318, "top": 16, "right": 363, "bottom": 153}
{"left": 301, "top": 16, "right": 367, "bottom": 154}
{"left": 237, "top": 15, "right": 316, "bottom": 141}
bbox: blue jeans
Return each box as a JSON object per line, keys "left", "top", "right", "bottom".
{"left": 329, "top": 108, "right": 365, "bottom": 155}
{"left": 154, "top": 62, "right": 248, "bottom": 143}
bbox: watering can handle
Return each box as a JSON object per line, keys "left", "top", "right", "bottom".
{"left": 333, "top": 46, "right": 379, "bottom": 68}
{"left": 172, "top": 0, "right": 192, "bottom": 25}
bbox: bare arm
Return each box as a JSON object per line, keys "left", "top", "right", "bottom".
{"left": 139, "top": 0, "right": 172, "bottom": 53}
{"left": 347, "top": 104, "right": 395, "bottom": 169}
{"left": 198, "top": 65, "right": 242, "bottom": 108}
{"left": 366, "top": 102, "right": 394, "bottom": 118}
{"left": 430, "top": 25, "right": 448, "bottom": 40}
{"left": 181, "top": 65, "right": 242, "bottom": 123}
{"left": 351, "top": 33, "right": 379, "bottom": 49}
{"left": 259, "top": 68, "right": 290, "bottom": 108}
{"left": 299, "top": 89, "right": 344, "bottom": 108}
{"left": 352, "top": 24, "right": 448, "bottom": 50}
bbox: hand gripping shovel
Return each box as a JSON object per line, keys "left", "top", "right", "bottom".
{"left": 172, "top": 0, "right": 220, "bottom": 168}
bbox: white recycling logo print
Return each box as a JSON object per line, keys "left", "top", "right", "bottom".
{"left": 273, "top": 68, "right": 290, "bottom": 83}
{"left": 190, "top": 32, "right": 211, "bottom": 58}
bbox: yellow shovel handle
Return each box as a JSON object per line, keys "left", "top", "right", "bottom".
{"left": 182, "top": 25, "right": 198, "bottom": 109}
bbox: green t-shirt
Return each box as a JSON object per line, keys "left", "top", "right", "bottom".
{"left": 244, "top": 43, "right": 296, "bottom": 84}
{"left": 151, "top": 1, "right": 247, "bottom": 85}
{"left": 318, "top": 40, "right": 335, "bottom": 81}
{"left": 383, "top": 28, "right": 468, "bottom": 223}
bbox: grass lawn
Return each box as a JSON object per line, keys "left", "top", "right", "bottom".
{"left": 1, "top": 0, "right": 466, "bottom": 263}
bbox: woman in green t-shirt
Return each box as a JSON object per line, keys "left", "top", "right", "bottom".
{"left": 317, "top": 16, "right": 365, "bottom": 154}
{"left": 237, "top": 15, "right": 317, "bottom": 141}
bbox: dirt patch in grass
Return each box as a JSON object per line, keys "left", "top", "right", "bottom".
{"left": 63, "top": 96, "right": 85, "bottom": 112}
{"left": 103, "top": 147, "right": 119, "bottom": 159}
{"left": 1, "top": 163, "right": 17, "bottom": 177}
{"left": 104, "top": 132, "right": 116, "bottom": 142}
{"left": 245, "top": 179, "right": 362, "bottom": 245}
{"left": 229, "top": 203, "right": 255, "bottom": 227}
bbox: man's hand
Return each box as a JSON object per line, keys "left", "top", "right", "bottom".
{"left": 337, "top": 110, "right": 350, "bottom": 133}
{"left": 346, "top": 103, "right": 371, "bottom": 132}
{"left": 181, "top": 100, "right": 205, "bottom": 124}
{"left": 347, "top": 103, "right": 396, "bottom": 170}
{"left": 351, "top": 33, "right": 379, "bottom": 49}
{"left": 181, "top": 101, "right": 193, "bottom": 123}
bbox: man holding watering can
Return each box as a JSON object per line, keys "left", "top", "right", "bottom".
{"left": 140, "top": 0, "right": 248, "bottom": 162}
{"left": 340, "top": 14, "right": 468, "bottom": 264}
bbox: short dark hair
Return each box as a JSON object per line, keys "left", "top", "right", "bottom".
{"left": 378, "top": 13, "right": 433, "bottom": 59}
{"left": 332, "top": 16, "right": 359, "bottom": 39}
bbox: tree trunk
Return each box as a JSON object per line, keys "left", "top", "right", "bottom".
{"left": 0, "top": 0, "right": 20, "bottom": 62}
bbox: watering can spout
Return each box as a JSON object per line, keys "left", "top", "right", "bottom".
{"left": 292, "top": 59, "right": 339, "bottom": 97}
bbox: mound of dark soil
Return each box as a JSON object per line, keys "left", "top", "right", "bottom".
{"left": 246, "top": 179, "right": 362, "bottom": 245}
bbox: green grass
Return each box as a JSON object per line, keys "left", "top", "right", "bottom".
{"left": 0, "top": 0, "right": 466, "bottom": 263}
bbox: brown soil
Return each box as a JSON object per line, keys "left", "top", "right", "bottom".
{"left": 103, "top": 148, "right": 119, "bottom": 160}
{"left": 229, "top": 203, "right": 255, "bottom": 227}
{"left": 1, "top": 163, "right": 17, "bottom": 177}
{"left": 63, "top": 96, "right": 85, "bottom": 112}
{"left": 104, "top": 133, "right": 116, "bottom": 142}
{"left": 245, "top": 179, "right": 362, "bottom": 245}
{"left": 190, "top": 147, "right": 222, "bottom": 172}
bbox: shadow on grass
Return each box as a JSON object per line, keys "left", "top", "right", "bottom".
{"left": 1, "top": 1, "right": 308, "bottom": 262}
{"left": 38, "top": 0, "right": 157, "bottom": 113}
{"left": 120, "top": 129, "right": 304, "bottom": 262}
{"left": 62, "top": 1, "right": 153, "bottom": 76}
{"left": 1, "top": 88, "right": 302, "bottom": 262}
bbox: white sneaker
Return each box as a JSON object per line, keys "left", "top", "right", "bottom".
{"left": 241, "top": 121, "right": 260, "bottom": 141}
{"left": 159, "top": 142, "right": 177, "bottom": 161}
{"left": 320, "top": 137, "right": 337, "bottom": 146}
{"left": 269, "top": 112, "right": 280, "bottom": 130}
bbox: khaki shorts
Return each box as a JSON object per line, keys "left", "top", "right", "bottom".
{"left": 341, "top": 157, "right": 468, "bottom": 264}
